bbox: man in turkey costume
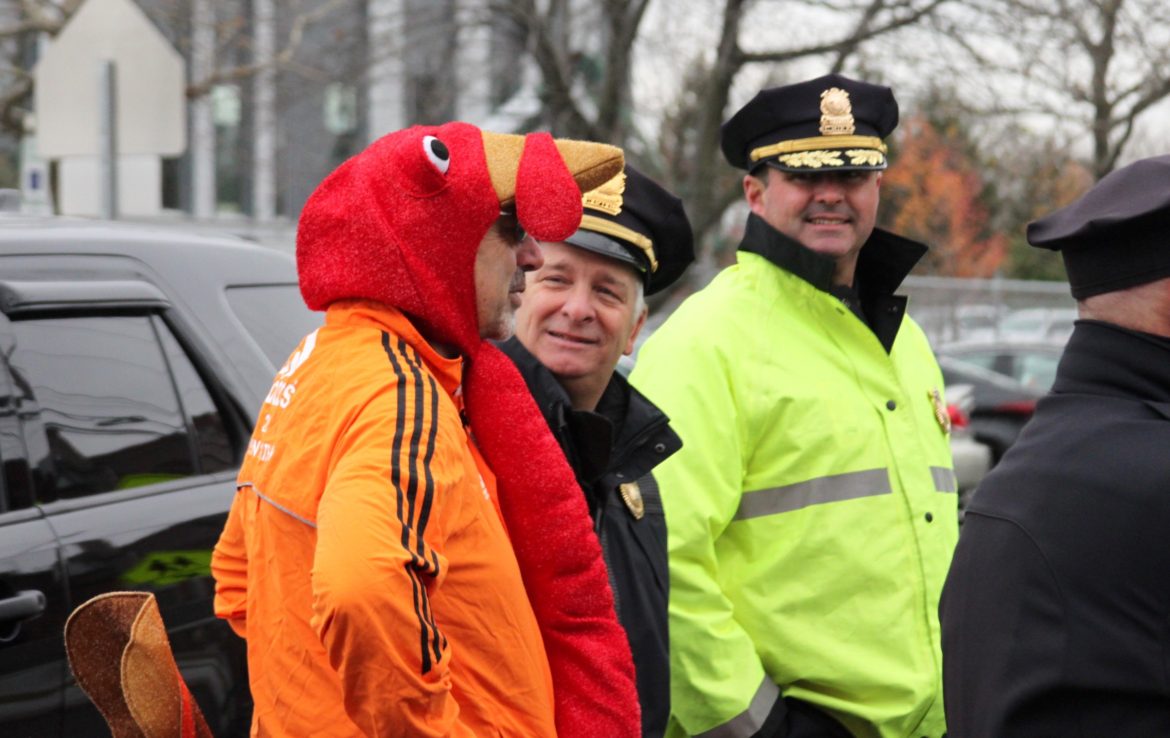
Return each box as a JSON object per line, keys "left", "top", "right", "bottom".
{"left": 211, "top": 123, "right": 639, "bottom": 737}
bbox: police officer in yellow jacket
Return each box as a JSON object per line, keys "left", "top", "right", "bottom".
{"left": 630, "top": 74, "right": 957, "bottom": 738}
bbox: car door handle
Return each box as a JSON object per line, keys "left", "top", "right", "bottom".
{"left": 0, "top": 590, "right": 46, "bottom": 623}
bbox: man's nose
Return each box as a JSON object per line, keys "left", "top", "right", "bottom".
{"left": 560, "top": 285, "right": 595, "bottom": 322}
{"left": 812, "top": 177, "right": 846, "bottom": 202}
{"left": 517, "top": 235, "right": 543, "bottom": 271}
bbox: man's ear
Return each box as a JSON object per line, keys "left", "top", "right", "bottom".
{"left": 623, "top": 305, "right": 649, "bottom": 356}
{"left": 744, "top": 172, "right": 767, "bottom": 216}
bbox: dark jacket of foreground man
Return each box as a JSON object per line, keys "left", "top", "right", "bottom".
{"left": 940, "top": 320, "right": 1170, "bottom": 737}
{"left": 501, "top": 336, "right": 680, "bottom": 738}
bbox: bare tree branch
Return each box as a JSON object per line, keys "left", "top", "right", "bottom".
{"left": 740, "top": 0, "right": 949, "bottom": 65}
{"left": 185, "top": 0, "right": 353, "bottom": 99}
{"left": 927, "top": 0, "right": 1170, "bottom": 179}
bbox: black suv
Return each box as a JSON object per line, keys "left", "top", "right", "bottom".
{"left": 0, "top": 216, "right": 322, "bottom": 736}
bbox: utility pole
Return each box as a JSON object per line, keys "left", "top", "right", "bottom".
{"left": 252, "top": 0, "right": 276, "bottom": 221}
{"left": 191, "top": 0, "right": 215, "bottom": 218}
{"left": 98, "top": 60, "right": 117, "bottom": 219}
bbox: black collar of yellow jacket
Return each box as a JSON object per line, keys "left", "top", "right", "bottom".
{"left": 737, "top": 212, "right": 927, "bottom": 353}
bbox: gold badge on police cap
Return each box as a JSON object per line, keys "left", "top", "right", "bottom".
{"left": 583, "top": 171, "right": 626, "bottom": 216}
{"left": 619, "top": 481, "right": 645, "bottom": 520}
{"left": 929, "top": 388, "right": 952, "bottom": 435}
{"left": 820, "top": 87, "right": 856, "bottom": 136}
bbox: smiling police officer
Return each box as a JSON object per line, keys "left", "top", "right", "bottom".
{"left": 500, "top": 165, "right": 694, "bottom": 738}
{"left": 631, "top": 74, "right": 956, "bottom": 738}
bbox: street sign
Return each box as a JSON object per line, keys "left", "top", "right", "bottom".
{"left": 33, "top": 0, "right": 186, "bottom": 158}
{"left": 19, "top": 133, "right": 54, "bottom": 214}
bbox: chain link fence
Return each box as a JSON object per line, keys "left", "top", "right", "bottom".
{"left": 902, "top": 276, "right": 1075, "bottom": 348}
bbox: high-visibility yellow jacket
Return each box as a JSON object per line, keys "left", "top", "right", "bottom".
{"left": 212, "top": 300, "right": 555, "bottom": 737}
{"left": 630, "top": 220, "right": 957, "bottom": 738}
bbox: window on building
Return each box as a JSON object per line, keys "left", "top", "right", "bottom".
{"left": 213, "top": 84, "right": 244, "bottom": 214}
{"left": 490, "top": 12, "right": 527, "bottom": 108}
{"left": 161, "top": 157, "right": 182, "bottom": 211}
{"left": 324, "top": 83, "right": 359, "bottom": 136}
{"left": 404, "top": 0, "right": 457, "bottom": 124}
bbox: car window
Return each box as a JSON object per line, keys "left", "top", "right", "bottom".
{"left": 6, "top": 313, "right": 232, "bottom": 502}
{"left": 1014, "top": 352, "right": 1060, "bottom": 390}
{"left": 1000, "top": 312, "right": 1043, "bottom": 334}
{"left": 1045, "top": 318, "right": 1075, "bottom": 341}
{"left": 156, "top": 318, "right": 236, "bottom": 475}
{"left": 224, "top": 285, "right": 323, "bottom": 368}
{"left": 951, "top": 351, "right": 997, "bottom": 372}
{"left": 0, "top": 345, "right": 29, "bottom": 513}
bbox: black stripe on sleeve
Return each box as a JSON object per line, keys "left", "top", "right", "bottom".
{"left": 399, "top": 338, "right": 426, "bottom": 550}
{"left": 382, "top": 332, "right": 441, "bottom": 674}
{"left": 404, "top": 343, "right": 441, "bottom": 558}
{"left": 399, "top": 340, "right": 444, "bottom": 668}
{"left": 383, "top": 333, "right": 408, "bottom": 534}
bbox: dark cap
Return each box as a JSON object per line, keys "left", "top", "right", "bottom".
{"left": 721, "top": 73, "right": 899, "bottom": 173}
{"left": 563, "top": 165, "right": 695, "bottom": 296}
{"left": 1027, "top": 155, "right": 1170, "bottom": 299}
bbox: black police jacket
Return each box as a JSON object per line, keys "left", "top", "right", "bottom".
{"left": 940, "top": 321, "right": 1170, "bottom": 737}
{"left": 500, "top": 337, "right": 680, "bottom": 738}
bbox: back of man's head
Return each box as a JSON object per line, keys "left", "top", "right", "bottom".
{"left": 1076, "top": 277, "right": 1170, "bottom": 337}
{"left": 1027, "top": 155, "right": 1170, "bottom": 337}
{"left": 1028, "top": 156, "right": 1170, "bottom": 297}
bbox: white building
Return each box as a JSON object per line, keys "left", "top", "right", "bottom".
{"left": 3, "top": 0, "right": 545, "bottom": 225}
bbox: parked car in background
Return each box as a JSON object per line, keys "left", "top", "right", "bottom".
{"left": 937, "top": 355, "right": 1049, "bottom": 464}
{"left": 939, "top": 339, "right": 1066, "bottom": 393}
{"left": 0, "top": 216, "right": 322, "bottom": 736}
{"left": 997, "top": 307, "right": 1077, "bottom": 343}
{"left": 944, "top": 384, "right": 992, "bottom": 516}
{"left": 907, "top": 303, "right": 1005, "bottom": 346}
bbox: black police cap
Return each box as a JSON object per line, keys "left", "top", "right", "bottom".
{"left": 721, "top": 73, "right": 899, "bottom": 173}
{"left": 1027, "top": 155, "right": 1170, "bottom": 299}
{"left": 563, "top": 165, "right": 695, "bottom": 296}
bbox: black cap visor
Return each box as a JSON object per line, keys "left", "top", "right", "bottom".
{"left": 562, "top": 229, "right": 649, "bottom": 275}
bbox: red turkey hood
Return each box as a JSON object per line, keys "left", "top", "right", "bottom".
{"left": 296, "top": 122, "right": 621, "bottom": 358}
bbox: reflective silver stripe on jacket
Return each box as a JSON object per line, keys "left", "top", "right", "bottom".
{"left": 930, "top": 466, "right": 957, "bottom": 493}
{"left": 694, "top": 676, "right": 779, "bottom": 738}
{"left": 736, "top": 469, "right": 891, "bottom": 520}
{"left": 240, "top": 482, "right": 318, "bottom": 528}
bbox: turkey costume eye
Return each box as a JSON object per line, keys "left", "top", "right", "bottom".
{"left": 423, "top": 136, "right": 450, "bottom": 174}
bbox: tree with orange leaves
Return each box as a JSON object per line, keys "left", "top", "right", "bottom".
{"left": 879, "top": 114, "right": 1008, "bottom": 277}
{"left": 987, "top": 135, "right": 1094, "bottom": 280}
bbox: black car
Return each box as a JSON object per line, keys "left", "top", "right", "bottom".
{"left": 0, "top": 216, "right": 322, "bottom": 736}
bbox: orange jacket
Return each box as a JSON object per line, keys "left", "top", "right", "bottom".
{"left": 212, "top": 300, "right": 556, "bottom": 737}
